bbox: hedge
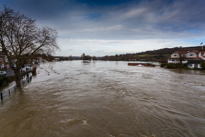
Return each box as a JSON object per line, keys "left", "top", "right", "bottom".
{"left": 160, "top": 63, "right": 168, "bottom": 67}
{"left": 201, "top": 63, "right": 205, "bottom": 70}
{"left": 166, "top": 63, "right": 187, "bottom": 68}
{"left": 0, "top": 77, "right": 8, "bottom": 85}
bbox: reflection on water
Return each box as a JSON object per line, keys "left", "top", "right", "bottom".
{"left": 0, "top": 61, "right": 205, "bottom": 137}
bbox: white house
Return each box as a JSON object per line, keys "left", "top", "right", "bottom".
{"left": 186, "top": 50, "right": 199, "bottom": 58}
{"left": 168, "top": 51, "right": 188, "bottom": 64}
{"left": 198, "top": 51, "right": 205, "bottom": 60}
{"left": 168, "top": 50, "right": 205, "bottom": 69}
{"left": 187, "top": 60, "right": 204, "bottom": 69}
{"left": 187, "top": 50, "right": 205, "bottom": 69}
{"left": 168, "top": 59, "right": 188, "bottom": 64}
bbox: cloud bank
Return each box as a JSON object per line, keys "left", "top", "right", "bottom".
{"left": 1, "top": 0, "right": 205, "bottom": 56}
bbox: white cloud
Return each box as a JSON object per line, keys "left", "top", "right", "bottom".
{"left": 81, "top": 25, "right": 122, "bottom": 32}
{"left": 55, "top": 38, "right": 193, "bottom": 56}
{"left": 3, "top": 0, "right": 205, "bottom": 57}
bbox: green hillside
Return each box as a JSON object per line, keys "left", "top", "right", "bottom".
{"left": 101, "top": 46, "right": 204, "bottom": 62}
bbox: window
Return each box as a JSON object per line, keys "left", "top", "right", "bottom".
{"left": 188, "top": 64, "right": 192, "bottom": 67}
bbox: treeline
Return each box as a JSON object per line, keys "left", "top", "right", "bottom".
{"left": 81, "top": 53, "right": 98, "bottom": 60}
{"left": 100, "top": 54, "right": 169, "bottom": 61}
{"left": 55, "top": 55, "right": 75, "bottom": 61}
{"left": 54, "top": 54, "right": 99, "bottom": 61}
{"left": 101, "top": 46, "right": 204, "bottom": 62}
{"left": 33, "top": 53, "right": 55, "bottom": 61}
{"left": 53, "top": 46, "right": 204, "bottom": 62}
{"left": 136, "top": 46, "right": 203, "bottom": 55}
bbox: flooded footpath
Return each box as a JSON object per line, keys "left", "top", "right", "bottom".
{"left": 0, "top": 61, "right": 205, "bottom": 137}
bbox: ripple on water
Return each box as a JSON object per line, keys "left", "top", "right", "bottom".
{"left": 0, "top": 61, "right": 205, "bottom": 137}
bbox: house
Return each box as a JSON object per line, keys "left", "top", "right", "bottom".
{"left": 186, "top": 50, "right": 199, "bottom": 59}
{"left": 187, "top": 59, "right": 204, "bottom": 69}
{"left": 168, "top": 51, "right": 188, "bottom": 64}
{"left": 187, "top": 50, "right": 205, "bottom": 69}
{"left": 170, "top": 51, "right": 187, "bottom": 58}
{"left": 168, "top": 50, "right": 205, "bottom": 69}
{"left": 198, "top": 51, "right": 205, "bottom": 60}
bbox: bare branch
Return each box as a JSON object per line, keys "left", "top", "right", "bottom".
{"left": 0, "top": 6, "right": 59, "bottom": 80}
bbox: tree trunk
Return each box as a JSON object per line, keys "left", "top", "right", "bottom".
{"left": 14, "top": 69, "right": 21, "bottom": 87}
{"left": 180, "top": 59, "right": 182, "bottom": 68}
{"left": 32, "top": 66, "right": 37, "bottom": 75}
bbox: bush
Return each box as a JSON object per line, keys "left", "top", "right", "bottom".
{"left": 0, "top": 77, "right": 4, "bottom": 84}
{"left": 0, "top": 77, "right": 7, "bottom": 84}
{"left": 160, "top": 63, "right": 168, "bottom": 67}
{"left": 201, "top": 62, "right": 205, "bottom": 70}
{"left": 165, "top": 63, "right": 188, "bottom": 68}
{"left": 166, "top": 63, "right": 181, "bottom": 68}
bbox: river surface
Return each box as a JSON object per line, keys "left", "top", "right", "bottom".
{"left": 0, "top": 61, "right": 205, "bottom": 137}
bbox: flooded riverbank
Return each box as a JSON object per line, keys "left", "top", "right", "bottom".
{"left": 0, "top": 61, "right": 205, "bottom": 137}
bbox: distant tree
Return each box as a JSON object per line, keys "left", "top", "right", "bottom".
{"left": 81, "top": 53, "right": 91, "bottom": 60}
{"left": 68, "top": 55, "right": 73, "bottom": 60}
{"left": 101, "top": 55, "right": 109, "bottom": 60}
{"left": 85, "top": 55, "right": 91, "bottom": 60}
{"left": 81, "top": 53, "right": 85, "bottom": 60}
{"left": 0, "top": 6, "right": 59, "bottom": 85}
{"left": 92, "top": 56, "right": 97, "bottom": 60}
{"left": 47, "top": 54, "right": 54, "bottom": 61}
{"left": 115, "top": 54, "right": 119, "bottom": 61}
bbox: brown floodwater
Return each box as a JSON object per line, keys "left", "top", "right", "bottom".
{"left": 0, "top": 61, "right": 205, "bottom": 137}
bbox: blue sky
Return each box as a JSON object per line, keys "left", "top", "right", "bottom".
{"left": 1, "top": 0, "right": 205, "bottom": 56}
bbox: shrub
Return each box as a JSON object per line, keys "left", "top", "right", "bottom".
{"left": 0, "top": 77, "right": 4, "bottom": 84}
{"left": 160, "top": 63, "right": 168, "bottom": 67}
{"left": 3, "top": 77, "right": 8, "bottom": 81}
{"left": 165, "top": 63, "right": 188, "bottom": 68}
{"left": 166, "top": 63, "right": 181, "bottom": 68}
{"left": 201, "top": 62, "right": 205, "bottom": 70}
{"left": 0, "top": 77, "right": 8, "bottom": 85}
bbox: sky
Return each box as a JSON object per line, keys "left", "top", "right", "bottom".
{"left": 1, "top": 0, "right": 205, "bottom": 56}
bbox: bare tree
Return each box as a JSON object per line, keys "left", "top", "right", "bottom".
{"left": 68, "top": 55, "right": 73, "bottom": 60}
{"left": 0, "top": 6, "right": 59, "bottom": 84}
{"left": 178, "top": 47, "right": 186, "bottom": 68}
{"left": 178, "top": 52, "right": 186, "bottom": 67}
{"left": 81, "top": 53, "right": 85, "bottom": 60}
{"left": 92, "top": 56, "right": 97, "bottom": 60}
